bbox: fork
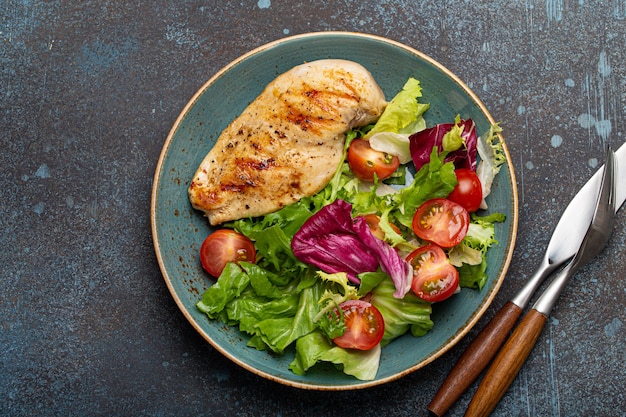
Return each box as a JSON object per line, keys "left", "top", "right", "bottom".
{"left": 463, "top": 147, "right": 617, "bottom": 417}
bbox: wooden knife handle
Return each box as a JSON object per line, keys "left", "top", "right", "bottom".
{"left": 463, "top": 309, "right": 548, "bottom": 417}
{"left": 428, "top": 301, "right": 523, "bottom": 416}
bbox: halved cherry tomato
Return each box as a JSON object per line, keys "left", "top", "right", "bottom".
{"left": 406, "top": 245, "right": 459, "bottom": 302}
{"left": 448, "top": 168, "right": 483, "bottom": 212}
{"left": 200, "top": 229, "right": 256, "bottom": 277}
{"left": 347, "top": 139, "right": 400, "bottom": 182}
{"left": 362, "top": 214, "right": 401, "bottom": 241}
{"left": 412, "top": 198, "right": 470, "bottom": 248}
{"left": 332, "top": 299, "right": 385, "bottom": 350}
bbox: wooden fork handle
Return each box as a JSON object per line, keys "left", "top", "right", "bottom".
{"left": 428, "top": 301, "right": 523, "bottom": 416}
{"left": 463, "top": 309, "right": 548, "bottom": 417}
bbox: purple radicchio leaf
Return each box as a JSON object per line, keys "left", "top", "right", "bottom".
{"left": 409, "top": 118, "right": 478, "bottom": 172}
{"left": 291, "top": 199, "right": 412, "bottom": 298}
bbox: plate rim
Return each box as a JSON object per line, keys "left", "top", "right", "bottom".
{"left": 150, "top": 31, "right": 519, "bottom": 390}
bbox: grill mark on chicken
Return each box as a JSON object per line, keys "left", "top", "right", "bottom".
{"left": 189, "top": 59, "right": 387, "bottom": 225}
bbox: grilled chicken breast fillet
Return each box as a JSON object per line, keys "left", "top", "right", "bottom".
{"left": 189, "top": 59, "right": 387, "bottom": 225}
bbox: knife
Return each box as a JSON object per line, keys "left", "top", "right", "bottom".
{"left": 463, "top": 147, "right": 617, "bottom": 417}
{"left": 428, "top": 141, "right": 626, "bottom": 417}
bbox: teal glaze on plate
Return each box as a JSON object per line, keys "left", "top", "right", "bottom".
{"left": 151, "top": 32, "right": 519, "bottom": 390}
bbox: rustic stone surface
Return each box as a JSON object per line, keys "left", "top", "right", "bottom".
{"left": 2, "top": 2, "right": 624, "bottom": 416}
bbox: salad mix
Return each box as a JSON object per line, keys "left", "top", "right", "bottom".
{"left": 195, "top": 78, "right": 506, "bottom": 380}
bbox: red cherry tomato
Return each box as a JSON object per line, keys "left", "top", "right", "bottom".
{"left": 362, "top": 214, "right": 401, "bottom": 241}
{"left": 332, "top": 299, "right": 385, "bottom": 350}
{"left": 406, "top": 245, "right": 459, "bottom": 302}
{"left": 448, "top": 168, "right": 483, "bottom": 212}
{"left": 347, "top": 139, "right": 400, "bottom": 182}
{"left": 412, "top": 198, "right": 470, "bottom": 248}
{"left": 199, "top": 229, "right": 256, "bottom": 277}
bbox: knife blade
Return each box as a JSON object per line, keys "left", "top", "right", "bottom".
{"left": 428, "top": 140, "right": 626, "bottom": 417}
{"left": 512, "top": 140, "right": 625, "bottom": 307}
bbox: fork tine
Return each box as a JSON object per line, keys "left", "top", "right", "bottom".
{"left": 575, "top": 146, "right": 617, "bottom": 265}
{"left": 602, "top": 146, "right": 616, "bottom": 220}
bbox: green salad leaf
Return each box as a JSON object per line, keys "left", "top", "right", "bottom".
{"left": 390, "top": 147, "right": 457, "bottom": 228}
{"left": 369, "top": 277, "right": 433, "bottom": 344}
{"left": 455, "top": 213, "right": 505, "bottom": 289}
{"left": 289, "top": 330, "right": 382, "bottom": 381}
{"left": 366, "top": 77, "right": 429, "bottom": 137}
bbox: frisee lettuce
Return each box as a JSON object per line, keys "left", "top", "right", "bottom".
{"left": 477, "top": 123, "right": 505, "bottom": 209}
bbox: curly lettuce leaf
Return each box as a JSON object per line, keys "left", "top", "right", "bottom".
{"left": 315, "top": 271, "right": 359, "bottom": 303}
{"left": 197, "top": 262, "right": 252, "bottom": 320}
{"left": 289, "top": 330, "right": 381, "bottom": 381}
{"left": 391, "top": 147, "right": 457, "bottom": 228}
{"left": 366, "top": 78, "right": 429, "bottom": 138}
{"left": 242, "top": 283, "right": 321, "bottom": 354}
{"left": 455, "top": 213, "right": 505, "bottom": 289}
{"left": 197, "top": 262, "right": 323, "bottom": 354}
{"left": 364, "top": 78, "right": 429, "bottom": 165}
{"left": 369, "top": 277, "right": 433, "bottom": 345}
{"left": 477, "top": 123, "right": 505, "bottom": 209}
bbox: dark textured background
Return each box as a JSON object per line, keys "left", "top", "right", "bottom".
{"left": 2, "top": 1, "right": 625, "bottom": 416}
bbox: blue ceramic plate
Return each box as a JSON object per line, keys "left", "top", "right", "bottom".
{"left": 151, "top": 32, "right": 518, "bottom": 390}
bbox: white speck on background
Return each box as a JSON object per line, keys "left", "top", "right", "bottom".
{"left": 548, "top": 319, "right": 562, "bottom": 417}
{"left": 615, "top": 0, "right": 626, "bottom": 19}
{"left": 546, "top": 0, "right": 563, "bottom": 23}
{"left": 588, "top": 158, "right": 598, "bottom": 168}
{"left": 578, "top": 113, "right": 596, "bottom": 128}
{"left": 33, "top": 202, "right": 45, "bottom": 214}
{"left": 258, "top": 0, "right": 270, "bottom": 9}
{"left": 551, "top": 134, "right": 563, "bottom": 147}
{"left": 517, "top": 105, "right": 526, "bottom": 115}
{"left": 586, "top": 51, "right": 613, "bottom": 142}
{"left": 283, "top": 28, "right": 289, "bottom": 34}
{"left": 595, "top": 119, "right": 612, "bottom": 140}
{"left": 35, "top": 164, "right": 50, "bottom": 179}
{"left": 604, "top": 317, "right": 622, "bottom": 337}
{"left": 165, "top": 23, "right": 201, "bottom": 48}
{"left": 526, "top": 161, "right": 534, "bottom": 170}
{"left": 598, "top": 50, "right": 611, "bottom": 77}
{"left": 564, "top": 78, "right": 575, "bottom": 87}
